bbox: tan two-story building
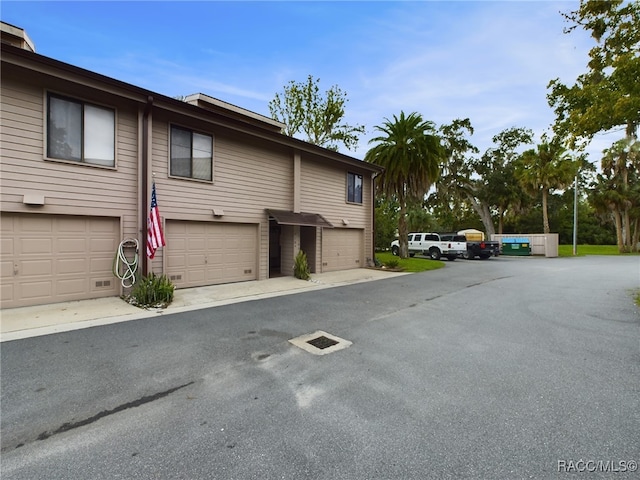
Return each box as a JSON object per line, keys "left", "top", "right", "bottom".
{"left": 0, "top": 23, "right": 382, "bottom": 310}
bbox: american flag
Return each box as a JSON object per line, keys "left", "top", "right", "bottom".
{"left": 147, "top": 182, "right": 166, "bottom": 259}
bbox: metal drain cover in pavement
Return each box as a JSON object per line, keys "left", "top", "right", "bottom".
{"left": 288, "top": 330, "right": 352, "bottom": 356}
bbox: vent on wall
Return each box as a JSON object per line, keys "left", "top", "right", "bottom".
{"left": 170, "top": 274, "right": 183, "bottom": 281}
{"left": 95, "top": 280, "right": 112, "bottom": 288}
{"left": 244, "top": 269, "right": 252, "bottom": 274}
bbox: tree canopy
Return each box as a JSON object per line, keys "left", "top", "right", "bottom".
{"left": 547, "top": 0, "right": 640, "bottom": 148}
{"left": 268, "top": 75, "right": 365, "bottom": 151}
{"left": 547, "top": 0, "right": 640, "bottom": 251}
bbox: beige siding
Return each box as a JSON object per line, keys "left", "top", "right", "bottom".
{"left": 150, "top": 115, "right": 296, "bottom": 280}
{"left": 0, "top": 71, "right": 140, "bottom": 247}
{"left": 1, "top": 53, "right": 379, "bottom": 307}
{"left": 300, "top": 157, "right": 374, "bottom": 265}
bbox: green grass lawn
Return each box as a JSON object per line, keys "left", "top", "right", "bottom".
{"left": 375, "top": 245, "right": 635, "bottom": 271}
{"left": 558, "top": 245, "right": 638, "bottom": 256}
{"left": 375, "top": 252, "right": 445, "bottom": 273}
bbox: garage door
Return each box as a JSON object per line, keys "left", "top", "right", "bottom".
{"left": 165, "top": 221, "right": 257, "bottom": 288}
{"left": 1, "top": 214, "right": 120, "bottom": 309}
{"left": 322, "top": 228, "right": 363, "bottom": 272}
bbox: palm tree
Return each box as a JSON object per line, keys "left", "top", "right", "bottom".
{"left": 597, "top": 138, "right": 640, "bottom": 252}
{"left": 365, "top": 111, "right": 444, "bottom": 258}
{"left": 516, "top": 135, "right": 576, "bottom": 234}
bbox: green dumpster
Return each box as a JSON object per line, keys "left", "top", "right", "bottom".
{"left": 501, "top": 237, "right": 531, "bottom": 256}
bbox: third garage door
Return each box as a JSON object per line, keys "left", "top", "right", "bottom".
{"left": 322, "top": 228, "right": 363, "bottom": 272}
{"left": 165, "top": 221, "right": 257, "bottom": 288}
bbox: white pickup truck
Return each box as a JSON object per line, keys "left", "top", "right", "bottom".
{"left": 390, "top": 232, "right": 467, "bottom": 260}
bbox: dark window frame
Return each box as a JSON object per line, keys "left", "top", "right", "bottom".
{"left": 46, "top": 92, "right": 116, "bottom": 167}
{"left": 346, "top": 172, "right": 363, "bottom": 204}
{"left": 169, "top": 125, "right": 213, "bottom": 182}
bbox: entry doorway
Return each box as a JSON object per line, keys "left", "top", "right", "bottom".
{"left": 269, "top": 219, "right": 282, "bottom": 277}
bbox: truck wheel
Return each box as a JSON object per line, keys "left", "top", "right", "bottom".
{"left": 479, "top": 254, "right": 490, "bottom": 259}
{"left": 391, "top": 245, "right": 399, "bottom": 256}
{"left": 429, "top": 248, "right": 441, "bottom": 260}
{"left": 463, "top": 250, "right": 474, "bottom": 260}
{"left": 446, "top": 255, "right": 456, "bottom": 261}
{"left": 409, "top": 252, "right": 415, "bottom": 257}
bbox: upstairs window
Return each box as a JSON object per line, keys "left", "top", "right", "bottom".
{"left": 347, "top": 172, "right": 363, "bottom": 204}
{"left": 170, "top": 126, "right": 212, "bottom": 181}
{"left": 47, "top": 94, "right": 115, "bottom": 167}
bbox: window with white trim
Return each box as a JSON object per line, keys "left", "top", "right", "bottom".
{"left": 47, "top": 93, "right": 115, "bottom": 167}
{"left": 170, "top": 125, "right": 213, "bottom": 181}
{"left": 347, "top": 172, "right": 363, "bottom": 204}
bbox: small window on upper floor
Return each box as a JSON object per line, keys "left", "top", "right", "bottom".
{"left": 170, "top": 125, "right": 213, "bottom": 181}
{"left": 347, "top": 172, "right": 363, "bottom": 204}
{"left": 47, "top": 93, "right": 115, "bottom": 167}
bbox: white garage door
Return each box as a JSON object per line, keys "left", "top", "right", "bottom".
{"left": 165, "top": 221, "right": 257, "bottom": 288}
{"left": 322, "top": 228, "right": 363, "bottom": 272}
{"left": 0, "top": 214, "right": 120, "bottom": 309}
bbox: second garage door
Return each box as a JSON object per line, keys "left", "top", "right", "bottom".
{"left": 322, "top": 228, "right": 363, "bottom": 272}
{"left": 165, "top": 221, "right": 257, "bottom": 288}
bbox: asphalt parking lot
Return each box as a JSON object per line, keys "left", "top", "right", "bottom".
{"left": 1, "top": 255, "right": 639, "bottom": 479}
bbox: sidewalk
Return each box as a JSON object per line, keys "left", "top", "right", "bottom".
{"left": 0, "top": 268, "right": 408, "bottom": 342}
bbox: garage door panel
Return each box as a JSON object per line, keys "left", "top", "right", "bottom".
{"left": 1, "top": 259, "right": 13, "bottom": 278}
{"left": 322, "top": 229, "right": 363, "bottom": 272}
{"left": 166, "top": 221, "right": 257, "bottom": 288}
{"left": 90, "top": 238, "right": 115, "bottom": 254}
{"left": 188, "top": 237, "right": 206, "bottom": 250}
{"left": 21, "top": 259, "right": 53, "bottom": 276}
{"left": 1, "top": 283, "right": 14, "bottom": 303}
{"left": 21, "top": 238, "right": 53, "bottom": 255}
{"left": 58, "top": 217, "right": 86, "bottom": 232}
{"left": 19, "top": 280, "right": 52, "bottom": 300}
{"left": 1, "top": 214, "right": 120, "bottom": 308}
{"left": 207, "top": 252, "right": 225, "bottom": 263}
{"left": 188, "top": 270, "right": 206, "bottom": 283}
{"left": 20, "top": 217, "right": 52, "bottom": 233}
{"left": 59, "top": 238, "right": 86, "bottom": 253}
{"left": 188, "top": 253, "right": 207, "bottom": 266}
{"left": 167, "top": 254, "right": 185, "bottom": 269}
{"left": 89, "top": 256, "right": 113, "bottom": 274}
{"left": 57, "top": 278, "right": 87, "bottom": 296}
{"left": 1, "top": 237, "right": 14, "bottom": 255}
{"left": 206, "top": 267, "right": 224, "bottom": 283}
{"left": 89, "top": 218, "right": 116, "bottom": 233}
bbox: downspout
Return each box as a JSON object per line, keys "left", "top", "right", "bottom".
{"left": 371, "top": 170, "right": 381, "bottom": 266}
{"left": 141, "top": 95, "right": 153, "bottom": 277}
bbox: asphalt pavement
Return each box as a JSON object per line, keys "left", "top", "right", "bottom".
{"left": 1, "top": 255, "right": 639, "bottom": 479}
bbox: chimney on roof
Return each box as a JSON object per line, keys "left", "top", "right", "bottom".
{"left": 1, "top": 21, "right": 35, "bottom": 52}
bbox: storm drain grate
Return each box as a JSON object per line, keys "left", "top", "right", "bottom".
{"left": 289, "top": 330, "right": 352, "bottom": 356}
{"left": 307, "top": 335, "right": 339, "bottom": 350}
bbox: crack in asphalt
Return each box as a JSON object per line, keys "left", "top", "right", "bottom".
{"left": 7, "top": 381, "right": 194, "bottom": 451}
{"left": 421, "top": 277, "right": 513, "bottom": 303}
{"left": 463, "top": 276, "right": 512, "bottom": 289}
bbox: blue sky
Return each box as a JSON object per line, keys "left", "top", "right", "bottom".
{"left": 2, "top": 1, "right": 611, "bottom": 163}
